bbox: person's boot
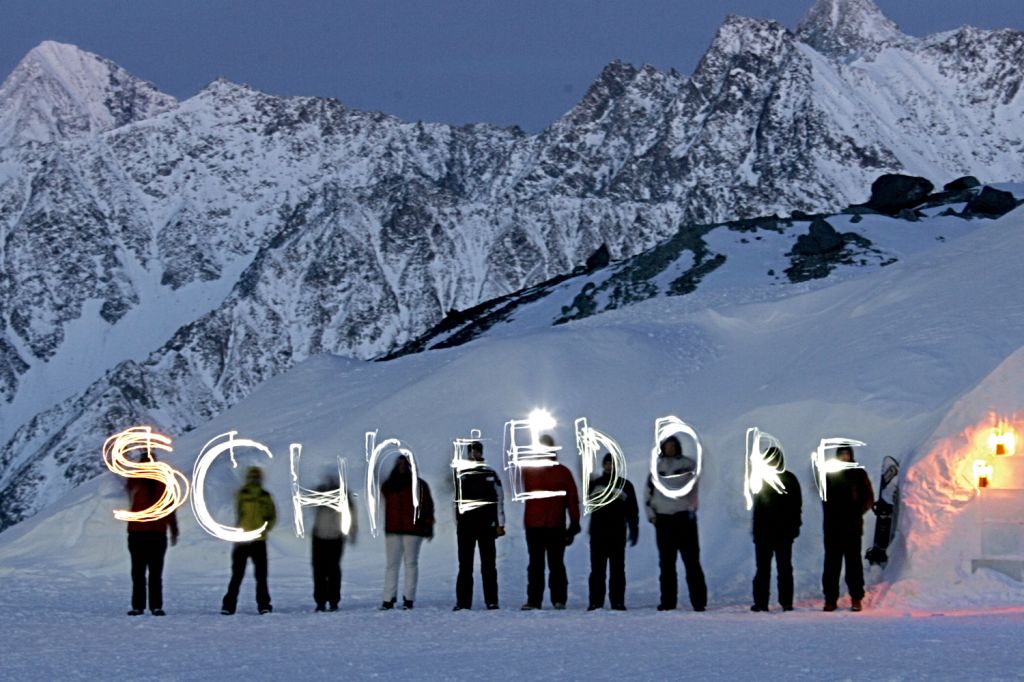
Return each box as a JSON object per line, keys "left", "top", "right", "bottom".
{"left": 379, "top": 599, "right": 396, "bottom": 610}
{"left": 823, "top": 602, "right": 837, "bottom": 612}
{"left": 851, "top": 599, "right": 863, "bottom": 612}
{"left": 402, "top": 599, "right": 414, "bottom": 610}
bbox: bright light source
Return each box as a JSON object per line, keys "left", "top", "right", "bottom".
{"left": 364, "top": 431, "right": 420, "bottom": 537}
{"left": 289, "top": 444, "right": 352, "bottom": 538}
{"left": 574, "top": 418, "right": 627, "bottom": 514}
{"left": 743, "top": 427, "right": 787, "bottom": 511}
{"left": 102, "top": 427, "right": 190, "bottom": 522}
{"left": 810, "top": 438, "right": 866, "bottom": 501}
{"left": 649, "top": 416, "right": 702, "bottom": 499}
{"left": 988, "top": 428, "right": 1016, "bottom": 456}
{"left": 974, "top": 459, "right": 993, "bottom": 488}
{"left": 528, "top": 409, "right": 556, "bottom": 432}
{"left": 191, "top": 432, "right": 273, "bottom": 542}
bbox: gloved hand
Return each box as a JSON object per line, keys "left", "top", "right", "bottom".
{"left": 170, "top": 532, "right": 179, "bottom": 547}
{"left": 565, "top": 521, "right": 581, "bottom": 546}
{"left": 628, "top": 527, "right": 638, "bottom": 547}
{"left": 495, "top": 526, "right": 506, "bottom": 538}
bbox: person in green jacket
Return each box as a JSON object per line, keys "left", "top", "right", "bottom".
{"left": 221, "top": 466, "right": 277, "bottom": 615}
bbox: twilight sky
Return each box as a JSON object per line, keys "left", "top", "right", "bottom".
{"left": 2, "top": 0, "right": 1022, "bottom": 132}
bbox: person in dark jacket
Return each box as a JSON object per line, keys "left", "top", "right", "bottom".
{"left": 380, "top": 455, "right": 435, "bottom": 610}
{"left": 453, "top": 441, "right": 505, "bottom": 611}
{"left": 221, "top": 466, "right": 277, "bottom": 615}
{"left": 521, "top": 434, "right": 581, "bottom": 610}
{"left": 588, "top": 452, "right": 639, "bottom": 611}
{"left": 822, "top": 445, "right": 874, "bottom": 612}
{"left": 645, "top": 435, "right": 707, "bottom": 611}
{"left": 311, "top": 475, "right": 358, "bottom": 612}
{"left": 750, "top": 446, "right": 802, "bottom": 612}
{"left": 125, "top": 475, "right": 179, "bottom": 616}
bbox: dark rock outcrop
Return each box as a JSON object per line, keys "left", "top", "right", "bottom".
{"left": 791, "top": 218, "right": 844, "bottom": 255}
{"left": 864, "top": 174, "right": 934, "bottom": 214}
{"left": 964, "top": 187, "right": 1018, "bottom": 217}
{"left": 944, "top": 176, "right": 981, "bottom": 192}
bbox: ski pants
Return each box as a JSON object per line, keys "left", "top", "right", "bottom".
{"left": 312, "top": 537, "right": 344, "bottom": 609}
{"left": 222, "top": 540, "right": 271, "bottom": 612}
{"left": 589, "top": 531, "right": 627, "bottom": 608}
{"left": 455, "top": 523, "right": 498, "bottom": 608}
{"left": 128, "top": 531, "right": 167, "bottom": 611}
{"left": 383, "top": 533, "right": 424, "bottom": 602}
{"left": 654, "top": 512, "right": 707, "bottom": 610}
{"left": 822, "top": 530, "right": 864, "bottom": 604}
{"left": 525, "top": 527, "right": 568, "bottom": 606}
{"left": 752, "top": 535, "right": 794, "bottom": 609}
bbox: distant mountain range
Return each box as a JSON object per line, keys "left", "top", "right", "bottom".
{"left": 1, "top": 0, "right": 1023, "bottom": 530}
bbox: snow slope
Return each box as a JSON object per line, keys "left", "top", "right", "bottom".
{"left": 3, "top": 202, "right": 1024, "bottom": 682}
{"left": 4, "top": 204, "right": 1024, "bottom": 608}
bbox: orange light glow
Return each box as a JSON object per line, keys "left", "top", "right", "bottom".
{"left": 955, "top": 415, "right": 1024, "bottom": 491}
{"left": 988, "top": 425, "right": 1016, "bottom": 456}
{"left": 973, "top": 459, "right": 993, "bottom": 488}
{"left": 102, "top": 427, "right": 190, "bottom": 522}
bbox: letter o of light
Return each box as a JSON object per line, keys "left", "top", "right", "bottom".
{"left": 649, "top": 416, "right": 702, "bottom": 499}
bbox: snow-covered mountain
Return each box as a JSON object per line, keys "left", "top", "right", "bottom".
{"left": 2, "top": 0, "right": 1024, "bottom": 529}
{"left": 0, "top": 40, "right": 177, "bottom": 148}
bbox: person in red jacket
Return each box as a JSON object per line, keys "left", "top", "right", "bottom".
{"left": 125, "top": 476, "right": 179, "bottom": 616}
{"left": 521, "top": 434, "right": 581, "bottom": 610}
{"left": 380, "top": 455, "right": 435, "bottom": 610}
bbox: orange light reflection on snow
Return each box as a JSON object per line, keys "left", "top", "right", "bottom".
{"left": 957, "top": 416, "right": 1021, "bottom": 491}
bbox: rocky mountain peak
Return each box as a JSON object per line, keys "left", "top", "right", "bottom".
{"left": 0, "top": 40, "right": 177, "bottom": 146}
{"left": 796, "top": 0, "right": 907, "bottom": 59}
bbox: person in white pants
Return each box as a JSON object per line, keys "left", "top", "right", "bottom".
{"left": 379, "top": 456, "right": 435, "bottom": 609}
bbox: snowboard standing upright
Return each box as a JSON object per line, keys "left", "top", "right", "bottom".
{"left": 865, "top": 456, "right": 900, "bottom": 566}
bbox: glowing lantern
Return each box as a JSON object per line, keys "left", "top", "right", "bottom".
{"left": 988, "top": 428, "right": 1016, "bottom": 457}
{"left": 974, "top": 459, "right": 993, "bottom": 488}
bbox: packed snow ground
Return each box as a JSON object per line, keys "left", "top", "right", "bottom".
{"left": 3, "top": 206, "right": 1024, "bottom": 679}
{"left": 4, "top": 573, "right": 1024, "bottom": 681}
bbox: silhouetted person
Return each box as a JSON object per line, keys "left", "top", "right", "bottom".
{"left": 822, "top": 445, "right": 873, "bottom": 612}
{"left": 125, "top": 472, "right": 179, "bottom": 616}
{"left": 588, "top": 452, "right": 639, "bottom": 611}
{"left": 453, "top": 441, "right": 505, "bottom": 610}
{"left": 521, "top": 434, "right": 580, "bottom": 610}
{"left": 645, "top": 435, "right": 707, "bottom": 611}
{"left": 221, "top": 466, "right": 277, "bottom": 615}
{"left": 311, "top": 475, "right": 357, "bottom": 612}
{"left": 750, "top": 446, "right": 801, "bottom": 612}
